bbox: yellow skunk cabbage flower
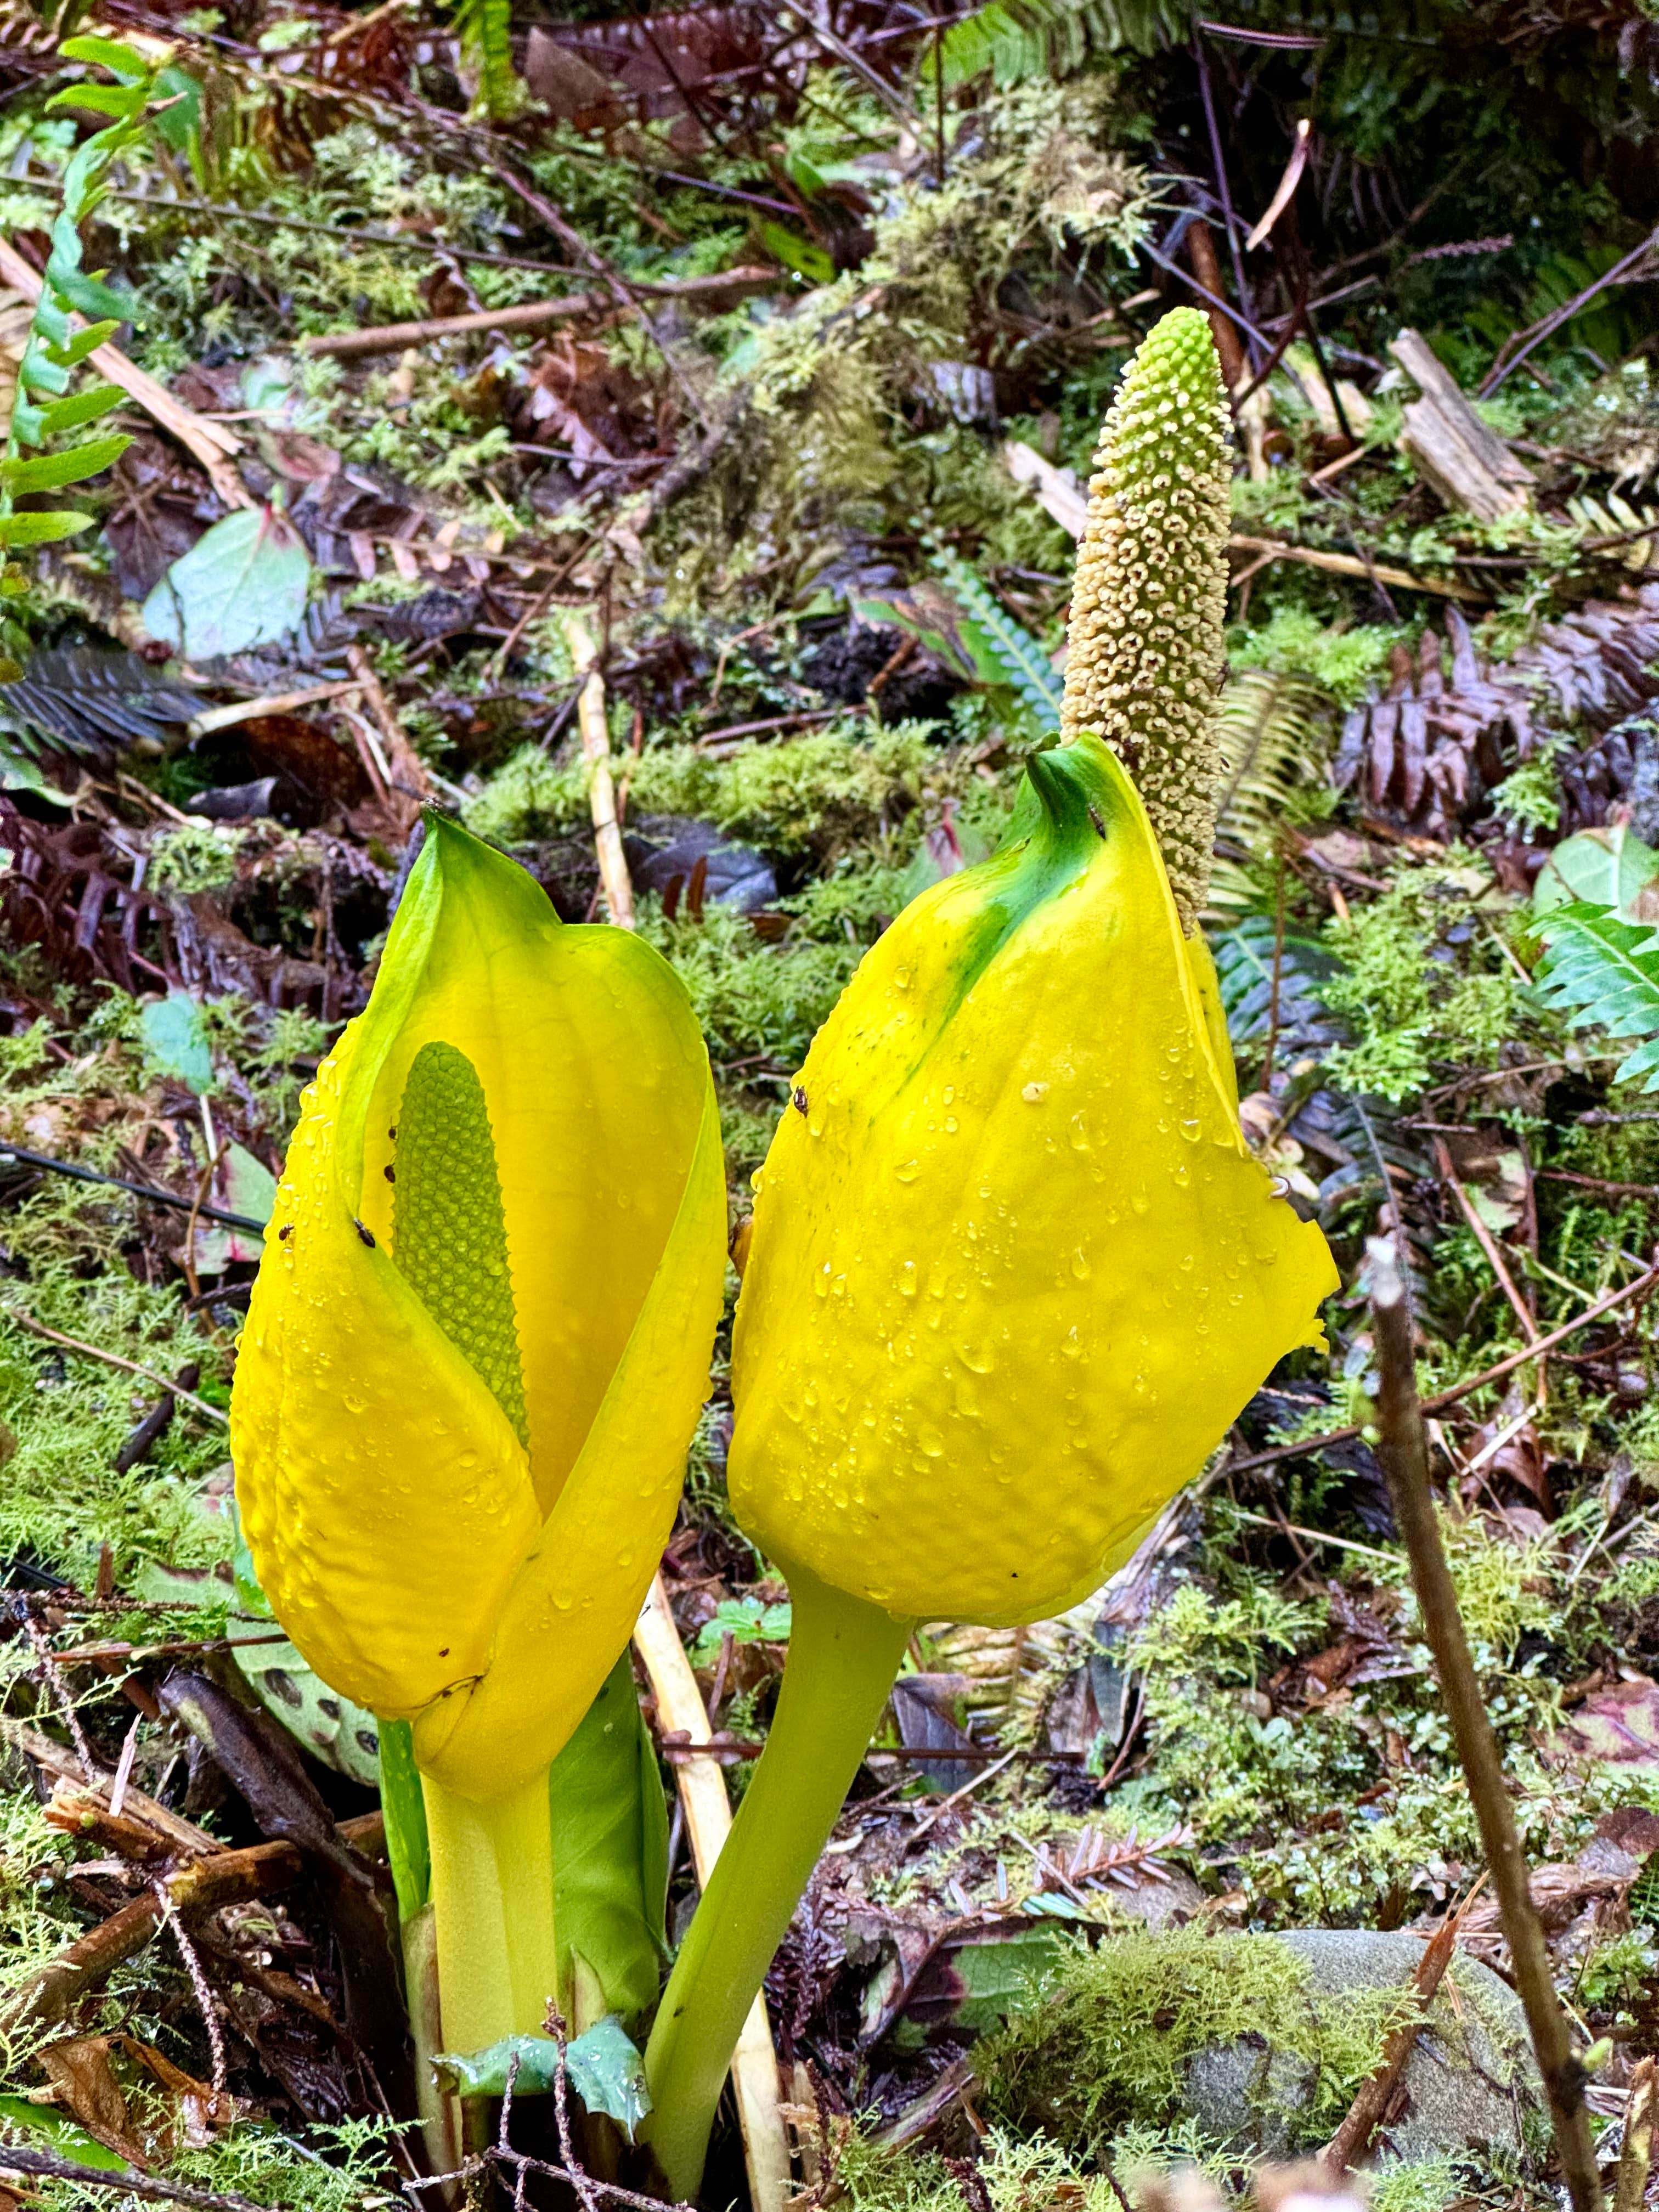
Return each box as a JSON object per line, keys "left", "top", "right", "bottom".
{"left": 641, "top": 310, "right": 1338, "bottom": 2199}
{"left": 725, "top": 731, "right": 1334, "bottom": 1623}
{"left": 232, "top": 818, "right": 726, "bottom": 2054}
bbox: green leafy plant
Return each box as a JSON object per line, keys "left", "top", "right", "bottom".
{"left": 1212, "top": 911, "right": 1338, "bottom": 1053}
{"left": 927, "top": 542, "right": 1062, "bottom": 733}
{"left": 1532, "top": 901, "right": 1659, "bottom": 1091}
{"left": 1207, "top": 670, "right": 1335, "bottom": 913}
{"left": 929, "top": 0, "right": 1189, "bottom": 89}
{"left": 450, "top": 0, "right": 518, "bottom": 120}
{"left": 0, "top": 37, "right": 163, "bottom": 650}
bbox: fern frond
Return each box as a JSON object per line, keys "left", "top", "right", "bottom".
{"left": 451, "top": 0, "right": 517, "bottom": 120}
{"left": 1566, "top": 491, "right": 1659, "bottom": 572}
{"left": 1533, "top": 901, "right": 1659, "bottom": 1090}
{"left": 1205, "top": 670, "right": 1334, "bottom": 915}
{"left": 1212, "top": 912, "right": 1338, "bottom": 1053}
{"left": 928, "top": 544, "right": 1062, "bottom": 734}
{"left": 934, "top": 0, "right": 1189, "bottom": 87}
{"left": 1, "top": 37, "right": 163, "bottom": 661}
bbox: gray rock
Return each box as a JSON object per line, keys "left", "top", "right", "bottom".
{"left": 1183, "top": 1929, "right": 1538, "bottom": 2163}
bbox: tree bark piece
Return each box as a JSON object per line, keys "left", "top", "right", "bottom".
{"left": 1391, "top": 329, "right": 1534, "bottom": 523}
{"left": 1187, "top": 218, "right": 1246, "bottom": 391}
{"left": 1615, "top": 2056, "right": 1657, "bottom": 2212}
{"left": 632, "top": 1573, "right": 791, "bottom": 2212}
{"left": 1365, "top": 1235, "right": 1602, "bottom": 2212}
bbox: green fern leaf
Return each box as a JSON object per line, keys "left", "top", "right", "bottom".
{"left": 1211, "top": 911, "right": 1337, "bottom": 1052}
{"left": 934, "top": 0, "right": 1188, "bottom": 88}
{"left": 928, "top": 545, "right": 1061, "bottom": 733}
{"left": 1206, "top": 670, "right": 1333, "bottom": 916}
{"left": 452, "top": 0, "right": 517, "bottom": 120}
{"left": 1533, "top": 901, "right": 1659, "bottom": 1090}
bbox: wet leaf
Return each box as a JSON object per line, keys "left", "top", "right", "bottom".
{"left": 0, "top": 2094, "right": 131, "bottom": 2171}
{"left": 194, "top": 1142, "right": 278, "bottom": 1273}
{"left": 138, "top": 992, "right": 213, "bottom": 1094}
{"left": 437, "top": 2015, "right": 650, "bottom": 2135}
{"left": 140, "top": 506, "right": 311, "bottom": 661}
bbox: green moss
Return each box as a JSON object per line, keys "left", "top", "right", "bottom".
{"left": 831, "top": 2126, "right": 1120, "bottom": 2212}
{"left": 465, "top": 722, "right": 933, "bottom": 858}
{"left": 1228, "top": 606, "right": 1406, "bottom": 710}
{"left": 0, "top": 1181, "right": 230, "bottom": 1584}
{"left": 1319, "top": 855, "right": 1519, "bottom": 1102}
{"left": 146, "top": 822, "right": 249, "bottom": 895}
{"left": 974, "top": 1928, "right": 1414, "bottom": 2156}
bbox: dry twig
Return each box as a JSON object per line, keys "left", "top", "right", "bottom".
{"left": 1366, "top": 1235, "right": 1602, "bottom": 2212}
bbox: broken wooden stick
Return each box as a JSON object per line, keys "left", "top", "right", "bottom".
{"left": 1000, "top": 441, "right": 1485, "bottom": 602}
{"left": 301, "top": 266, "right": 777, "bottom": 359}
{"left": 562, "top": 612, "right": 635, "bottom": 928}
{"left": 1227, "top": 533, "right": 1487, "bottom": 603}
{"left": 633, "top": 1574, "right": 791, "bottom": 2212}
{"left": 1322, "top": 1876, "right": 1484, "bottom": 2171}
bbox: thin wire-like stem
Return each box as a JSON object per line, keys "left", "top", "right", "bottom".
{"left": 1365, "top": 1236, "right": 1603, "bottom": 2212}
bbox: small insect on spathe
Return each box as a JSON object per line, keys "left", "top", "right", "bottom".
{"left": 353, "top": 1219, "right": 376, "bottom": 1248}
{"left": 792, "top": 1087, "right": 809, "bottom": 1116}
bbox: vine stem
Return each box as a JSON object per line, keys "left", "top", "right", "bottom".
{"left": 421, "top": 1768, "right": 560, "bottom": 2058}
{"left": 1365, "top": 1235, "right": 1602, "bottom": 2212}
{"left": 640, "top": 1564, "right": 914, "bottom": 2200}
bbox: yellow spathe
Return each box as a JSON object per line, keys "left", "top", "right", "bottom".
{"left": 231, "top": 819, "right": 727, "bottom": 1801}
{"left": 727, "top": 734, "right": 1338, "bottom": 1626}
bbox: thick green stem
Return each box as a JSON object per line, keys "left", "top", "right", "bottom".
{"left": 421, "top": 1767, "right": 560, "bottom": 2057}
{"left": 641, "top": 1565, "right": 913, "bottom": 2200}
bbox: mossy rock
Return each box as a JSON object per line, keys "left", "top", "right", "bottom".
{"left": 977, "top": 1925, "right": 1538, "bottom": 2168}
{"left": 1184, "top": 1931, "right": 1537, "bottom": 2163}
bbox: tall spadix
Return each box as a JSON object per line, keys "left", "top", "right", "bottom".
{"left": 1059, "top": 304, "right": 1233, "bottom": 932}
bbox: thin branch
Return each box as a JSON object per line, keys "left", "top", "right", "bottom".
{"left": 1227, "top": 1262, "right": 1659, "bottom": 1474}
{"left": 1434, "top": 1137, "right": 1540, "bottom": 1349}
{"left": 0, "top": 2148, "right": 269, "bottom": 2212}
{"left": 1365, "top": 1235, "right": 1602, "bottom": 2212}
{"left": 5, "top": 1312, "right": 229, "bottom": 1426}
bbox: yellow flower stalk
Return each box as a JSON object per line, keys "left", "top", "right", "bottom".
{"left": 640, "top": 310, "right": 1339, "bottom": 2198}
{"left": 231, "top": 818, "right": 726, "bottom": 2058}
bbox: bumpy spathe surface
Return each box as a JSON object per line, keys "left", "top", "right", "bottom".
{"left": 231, "top": 819, "right": 729, "bottom": 1798}
{"left": 727, "top": 736, "right": 1338, "bottom": 1627}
